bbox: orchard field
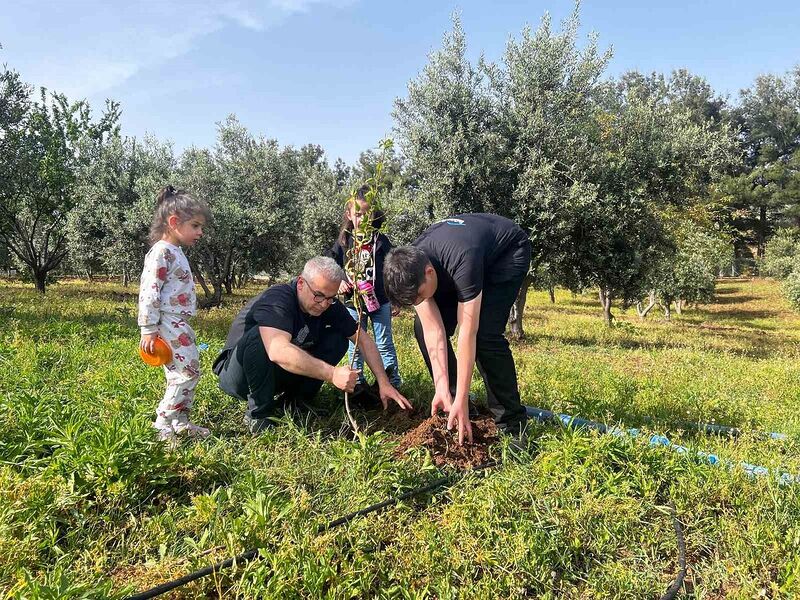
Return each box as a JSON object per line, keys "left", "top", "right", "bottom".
{"left": 1, "top": 277, "right": 800, "bottom": 599}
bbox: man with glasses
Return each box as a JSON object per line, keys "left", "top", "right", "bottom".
{"left": 214, "top": 256, "right": 411, "bottom": 433}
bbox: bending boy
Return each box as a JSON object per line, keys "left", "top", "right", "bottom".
{"left": 383, "top": 214, "right": 530, "bottom": 443}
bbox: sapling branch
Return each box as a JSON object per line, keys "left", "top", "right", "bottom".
{"left": 342, "top": 138, "right": 394, "bottom": 434}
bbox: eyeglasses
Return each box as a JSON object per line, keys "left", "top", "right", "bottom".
{"left": 303, "top": 278, "right": 338, "bottom": 304}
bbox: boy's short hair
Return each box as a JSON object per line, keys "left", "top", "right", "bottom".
{"left": 383, "top": 246, "right": 430, "bottom": 306}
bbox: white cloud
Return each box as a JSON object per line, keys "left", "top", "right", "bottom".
{"left": 216, "top": 3, "right": 267, "bottom": 30}
{"left": 268, "top": 0, "right": 357, "bottom": 13}
{"left": 2, "top": 0, "right": 356, "bottom": 99}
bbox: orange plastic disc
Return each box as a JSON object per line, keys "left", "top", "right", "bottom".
{"left": 139, "top": 336, "right": 173, "bottom": 367}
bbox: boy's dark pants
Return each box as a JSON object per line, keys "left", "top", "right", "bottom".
{"left": 413, "top": 275, "right": 529, "bottom": 434}
{"left": 214, "top": 327, "right": 348, "bottom": 419}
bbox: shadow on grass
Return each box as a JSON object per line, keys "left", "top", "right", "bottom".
{"left": 713, "top": 295, "right": 760, "bottom": 305}
{"left": 3, "top": 307, "right": 137, "bottom": 335}
{"left": 517, "top": 327, "right": 784, "bottom": 359}
{"left": 690, "top": 309, "right": 782, "bottom": 329}
{"left": 521, "top": 393, "right": 755, "bottom": 438}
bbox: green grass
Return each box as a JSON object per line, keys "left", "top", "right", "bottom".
{"left": 1, "top": 277, "right": 800, "bottom": 598}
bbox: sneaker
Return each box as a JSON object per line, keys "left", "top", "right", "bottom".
{"left": 244, "top": 414, "right": 273, "bottom": 435}
{"left": 384, "top": 366, "right": 403, "bottom": 390}
{"left": 291, "top": 397, "right": 332, "bottom": 418}
{"left": 156, "top": 428, "right": 178, "bottom": 443}
{"left": 182, "top": 423, "right": 211, "bottom": 438}
{"left": 350, "top": 382, "right": 382, "bottom": 410}
{"left": 507, "top": 433, "right": 529, "bottom": 452}
{"left": 503, "top": 425, "right": 530, "bottom": 453}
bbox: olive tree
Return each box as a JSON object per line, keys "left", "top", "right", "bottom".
{"left": 67, "top": 135, "right": 175, "bottom": 284}
{"left": 0, "top": 68, "right": 119, "bottom": 292}
{"left": 177, "top": 116, "right": 302, "bottom": 306}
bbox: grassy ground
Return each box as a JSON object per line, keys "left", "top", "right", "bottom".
{"left": 1, "top": 278, "right": 799, "bottom": 598}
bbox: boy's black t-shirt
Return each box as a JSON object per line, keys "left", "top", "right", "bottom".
{"left": 222, "top": 278, "right": 358, "bottom": 352}
{"left": 413, "top": 214, "right": 531, "bottom": 305}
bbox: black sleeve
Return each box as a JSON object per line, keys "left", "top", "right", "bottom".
{"left": 327, "top": 302, "right": 359, "bottom": 338}
{"left": 327, "top": 240, "right": 344, "bottom": 267}
{"left": 251, "top": 293, "right": 296, "bottom": 335}
{"left": 451, "top": 248, "right": 485, "bottom": 303}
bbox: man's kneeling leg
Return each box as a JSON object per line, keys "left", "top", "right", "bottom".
{"left": 217, "top": 327, "right": 281, "bottom": 428}
{"left": 278, "top": 333, "right": 349, "bottom": 404}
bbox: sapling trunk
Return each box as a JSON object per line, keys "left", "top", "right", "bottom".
{"left": 341, "top": 138, "right": 394, "bottom": 434}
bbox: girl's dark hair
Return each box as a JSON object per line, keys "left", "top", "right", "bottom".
{"left": 336, "top": 184, "right": 386, "bottom": 247}
{"left": 149, "top": 185, "right": 211, "bottom": 245}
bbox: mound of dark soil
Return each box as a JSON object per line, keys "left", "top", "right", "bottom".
{"left": 393, "top": 414, "right": 499, "bottom": 469}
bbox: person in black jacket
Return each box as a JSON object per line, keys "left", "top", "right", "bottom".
{"left": 328, "top": 186, "right": 402, "bottom": 403}
{"left": 383, "top": 214, "right": 531, "bottom": 444}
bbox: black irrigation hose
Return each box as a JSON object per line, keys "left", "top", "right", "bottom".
{"left": 125, "top": 459, "right": 686, "bottom": 600}
{"left": 659, "top": 503, "right": 687, "bottom": 600}
{"left": 126, "top": 462, "right": 496, "bottom": 600}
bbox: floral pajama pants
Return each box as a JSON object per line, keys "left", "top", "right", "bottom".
{"left": 154, "top": 314, "right": 201, "bottom": 433}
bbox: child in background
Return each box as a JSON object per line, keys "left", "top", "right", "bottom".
{"left": 138, "top": 185, "right": 211, "bottom": 441}
{"left": 328, "top": 186, "right": 402, "bottom": 405}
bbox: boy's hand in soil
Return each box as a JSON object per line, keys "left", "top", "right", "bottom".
{"left": 377, "top": 382, "right": 412, "bottom": 411}
{"left": 430, "top": 386, "right": 453, "bottom": 416}
{"left": 332, "top": 366, "right": 359, "bottom": 392}
{"left": 140, "top": 332, "right": 159, "bottom": 354}
{"left": 447, "top": 399, "right": 473, "bottom": 444}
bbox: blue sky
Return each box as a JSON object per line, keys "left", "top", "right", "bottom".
{"left": 2, "top": 1, "right": 799, "bottom": 165}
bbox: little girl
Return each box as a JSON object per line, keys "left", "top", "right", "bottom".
{"left": 328, "top": 186, "right": 402, "bottom": 403}
{"left": 138, "top": 185, "right": 211, "bottom": 441}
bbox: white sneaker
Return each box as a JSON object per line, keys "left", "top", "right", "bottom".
{"left": 154, "top": 423, "right": 210, "bottom": 442}
{"left": 156, "top": 428, "right": 178, "bottom": 442}
{"left": 182, "top": 423, "right": 211, "bottom": 438}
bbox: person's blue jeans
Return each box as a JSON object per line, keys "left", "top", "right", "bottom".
{"left": 347, "top": 303, "right": 402, "bottom": 387}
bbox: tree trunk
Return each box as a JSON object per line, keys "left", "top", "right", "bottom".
{"left": 508, "top": 274, "right": 533, "bottom": 339}
{"left": 197, "top": 279, "right": 223, "bottom": 308}
{"left": 663, "top": 302, "right": 671, "bottom": 321}
{"left": 189, "top": 258, "right": 214, "bottom": 302}
{"left": 674, "top": 299, "right": 683, "bottom": 315}
{"left": 756, "top": 204, "right": 768, "bottom": 266}
{"left": 598, "top": 287, "right": 613, "bottom": 325}
{"left": 548, "top": 285, "right": 555, "bottom": 304}
{"left": 122, "top": 266, "right": 131, "bottom": 287}
{"left": 222, "top": 250, "right": 235, "bottom": 295}
{"left": 193, "top": 268, "right": 212, "bottom": 299}
{"left": 212, "top": 279, "right": 224, "bottom": 306}
{"left": 636, "top": 290, "right": 657, "bottom": 319}
{"left": 34, "top": 270, "right": 47, "bottom": 294}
